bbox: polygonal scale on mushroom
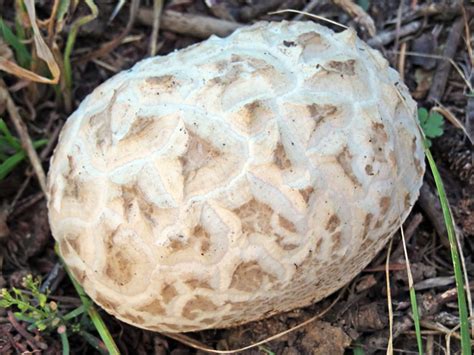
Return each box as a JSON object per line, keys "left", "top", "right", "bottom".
{"left": 47, "top": 21, "right": 425, "bottom": 333}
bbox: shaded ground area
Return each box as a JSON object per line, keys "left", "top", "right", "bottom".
{"left": 0, "top": 0, "right": 473, "bottom": 354}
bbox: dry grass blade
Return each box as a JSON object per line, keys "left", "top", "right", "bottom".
{"left": 64, "top": 0, "right": 98, "bottom": 90}
{"left": 462, "top": 7, "right": 473, "bottom": 67}
{"left": 268, "top": 10, "right": 348, "bottom": 30}
{"left": 163, "top": 289, "right": 346, "bottom": 354}
{"left": 0, "top": 80, "right": 47, "bottom": 194}
{"left": 77, "top": 0, "right": 139, "bottom": 63}
{"left": 400, "top": 225, "right": 424, "bottom": 354}
{"left": 385, "top": 238, "right": 394, "bottom": 355}
{"left": 431, "top": 103, "right": 473, "bottom": 145}
{"left": 46, "top": 0, "right": 61, "bottom": 44}
{"left": 390, "top": 50, "right": 473, "bottom": 92}
{"left": 149, "top": 0, "right": 163, "bottom": 56}
{"left": 0, "top": 0, "right": 61, "bottom": 84}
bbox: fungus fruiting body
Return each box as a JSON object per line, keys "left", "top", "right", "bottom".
{"left": 48, "top": 21, "right": 425, "bottom": 332}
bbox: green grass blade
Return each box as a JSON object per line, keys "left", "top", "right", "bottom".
{"left": 0, "top": 150, "right": 28, "bottom": 180}
{"left": 59, "top": 328, "right": 70, "bottom": 355}
{"left": 0, "top": 138, "right": 47, "bottom": 180}
{"left": 425, "top": 146, "right": 471, "bottom": 354}
{"left": 79, "top": 330, "right": 109, "bottom": 355}
{"left": 0, "top": 18, "right": 31, "bottom": 68}
{"left": 400, "top": 226, "right": 424, "bottom": 354}
{"left": 409, "top": 284, "right": 423, "bottom": 353}
{"left": 352, "top": 345, "right": 365, "bottom": 355}
{"left": 63, "top": 305, "right": 86, "bottom": 320}
{"left": 55, "top": 244, "right": 120, "bottom": 355}
{"left": 63, "top": 0, "right": 98, "bottom": 91}
{"left": 56, "top": 0, "right": 71, "bottom": 23}
{"left": 0, "top": 118, "right": 22, "bottom": 150}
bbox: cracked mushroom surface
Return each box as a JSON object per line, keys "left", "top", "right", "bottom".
{"left": 47, "top": 21, "right": 425, "bottom": 333}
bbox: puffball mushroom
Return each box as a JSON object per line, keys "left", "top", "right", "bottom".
{"left": 47, "top": 21, "right": 425, "bottom": 333}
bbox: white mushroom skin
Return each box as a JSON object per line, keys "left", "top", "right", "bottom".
{"left": 47, "top": 21, "right": 425, "bottom": 333}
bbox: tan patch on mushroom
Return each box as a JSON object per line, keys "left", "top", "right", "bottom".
{"left": 121, "top": 117, "right": 156, "bottom": 141}
{"left": 326, "top": 214, "right": 341, "bottom": 232}
{"left": 230, "top": 261, "right": 274, "bottom": 292}
{"left": 336, "top": 146, "right": 361, "bottom": 186}
{"left": 297, "top": 32, "right": 329, "bottom": 61}
{"left": 181, "top": 131, "right": 222, "bottom": 179}
{"left": 307, "top": 104, "right": 338, "bottom": 131}
{"left": 182, "top": 296, "right": 217, "bottom": 320}
{"left": 193, "top": 225, "right": 211, "bottom": 253}
{"left": 161, "top": 284, "right": 178, "bottom": 304}
{"left": 145, "top": 75, "right": 179, "bottom": 90}
{"left": 120, "top": 183, "right": 156, "bottom": 225}
{"left": 233, "top": 198, "right": 273, "bottom": 235}
{"left": 275, "top": 234, "right": 299, "bottom": 251}
{"left": 369, "top": 123, "right": 389, "bottom": 162}
{"left": 388, "top": 150, "right": 397, "bottom": 166}
{"left": 327, "top": 59, "right": 356, "bottom": 75}
{"left": 62, "top": 176, "right": 82, "bottom": 201}
{"left": 365, "top": 164, "right": 374, "bottom": 175}
{"left": 374, "top": 197, "right": 392, "bottom": 229}
{"left": 95, "top": 292, "right": 118, "bottom": 312}
{"left": 151, "top": 323, "right": 181, "bottom": 332}
{"left": 68, "top": 266, "right": 86, "bottom": 284}
{"left": 58, "top": 239, "right": 72, "bottom": 259}
{"left": 379, "top": 196, "right": 391, "bottom": 215}
{"left": 233, "top": 100, "right": 272, "bottom": 134}
{"left": 362, "top": 213, "right": 373, "bottom": 237}
{"left": 274, "top": 143, "right": 292, "bottom": 169}
{"left": 65, "top": 235, "right": 81, "bottom": 256}
{"left": 315, "top": 238, "right": 323, "bottom": 250}
{"left": 63, "top": 179, "right": 81, "bottom": 200}
{"left": 105, "top": 249, "right": 133, "bottom": 286}
{"left": 88, "top": 91, "right": 117, "bottom": 149}
{"left": 372, "top": 122, "right": 388, "bottom": 143}
{"left": 297, "top": 32, "right": 325, "bottom": 46}
{"left": 278, "top": 215, "right": 297, "bottom": 233}
{"left": 404, "top": 192, "right": 411, "bottom": 210}
{"left": 168, "top": 238, "right": 187, "bottom": 252}
{"left": 185, "top": 279, "right": 212, "bottom": 290}
{"left": 412, "top": 137, "right": 424, "bottom": 177}
{"left": 138, "top": 299, "right": 166, "bottom": 315}
{"left": 122, "top": 313, "right": 145, "bottom": 324}
{"left": 299, "top": 186, "right": 314, "bottom": 204}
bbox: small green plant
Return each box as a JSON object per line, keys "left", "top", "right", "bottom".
{"left": 0, "top": 118, "right": 47, "bottom": 180}
{"left": 0, "top": 274, "right": 110, "bottom": 354}
{"left": 418, "top": 108, "right": 445, "bottom": 147}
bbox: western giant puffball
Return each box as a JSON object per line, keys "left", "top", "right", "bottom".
{"left": 48, "top": 21, "right": 425, "bottom": 333}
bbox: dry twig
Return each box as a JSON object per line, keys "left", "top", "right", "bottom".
{"left": 368, "top": 21, "right": 421, "bottom": 48}
{"left": 428, "top": 17, "right": 464, "bottom": 102}
{"left": 78, "top": 0, "right": 140, "bottom": 63}
{"left": 0, "top": 80, "right": 47, "bottom": 195}
{"left": 331, "top": 0, "right": 376, "bottom": 36}
{"left": 149, "top": 0, "right": 163, "bottom": 56}
{"left": 138, "top": 9, "right": 243, "bottom": 39}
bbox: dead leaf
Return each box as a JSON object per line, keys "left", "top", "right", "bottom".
{"left": 432, "top": 104, "right": 474, "bottom": 145}
{"left": 412, "top": 68, "right": 433, "bottom": 100}
{"left": 0, "top": 0, "right": 60, "bottom": 84}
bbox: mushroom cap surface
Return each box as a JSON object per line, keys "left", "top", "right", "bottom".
{"left": 48, "top": 21, "right": 425, "bottom": 333}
